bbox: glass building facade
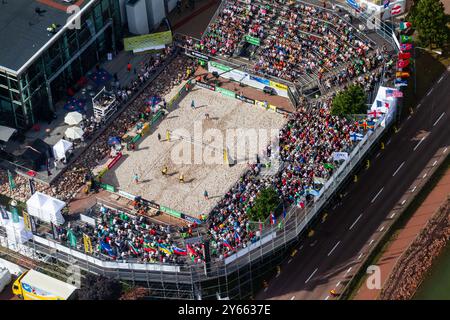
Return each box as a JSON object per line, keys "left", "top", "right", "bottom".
{"left": 0, "top": 0, "right": 122, "bottom": 130}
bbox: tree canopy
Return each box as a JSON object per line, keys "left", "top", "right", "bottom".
{"left": 78, "top": 274, "right": 122, "bottom": 300}
{"left": 248, "top": 187, "right": 280, "bottom": 222}
{"left": 409, "top": 0, "right": 449, "bottom": 48}
{"left": 331, "top": 84, "right": 367, "bottom": 116}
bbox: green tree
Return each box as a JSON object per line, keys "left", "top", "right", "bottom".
{"left": 78, "top": 274, "right": 122, "bottom": 300}
{"left": 248, "top": 187, "right": 280, "bottom": 222}
{"left": 409, "top": 0, "right": 448, "bottom": 48}
{"left": 331, "top": 84, "right": 367, "bottom": 116}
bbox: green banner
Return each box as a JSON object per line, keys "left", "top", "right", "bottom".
{"left": 100, "top": 183, "right": 115, "bottom": 192}
{"left": 216, "top": 87, "right": 236, "bottom": 98}
{"left": 131, "top": 134, "right": 141, "bottom": 144}
{"left": 10, "top": 206, "right": 19, "bottom": 223}
{"left": 245, "top": 35, "right": 261, "bottom": 46}
{"left": 151, "top": 110, "right": 164, "bottom": 125}
{"left": 7, "top": 170, "right": 15, "bottom": 191}
{"left": 67, "top": 229, "right": 77, "bottom": 248}
{"left": 210, "top": 61, "right": 232, "bottom": 72}
{"left": 160, "top": 205, "right": 182, "bottom": 218}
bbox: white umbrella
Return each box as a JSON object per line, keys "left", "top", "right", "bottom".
{"left": 64, "top": 112, "right": 83, "bottom": 126}
{"left": 64, "top": 126, "right": 84, "bottom": 140}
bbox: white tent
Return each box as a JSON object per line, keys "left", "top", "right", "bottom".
{"left": 26, "top": 192, "right": 66, "bottom": 226}
{"left": 64, "top": 111, "right": 83, "bottom": 126}
{"left": 64, "top": 126, "right": 84, "bottom": 140}
{"left": 0, "top": 213, "right": 33, "bottom": 245}
{"left": 52, "top": 139, "right": 73, "bottom": 161}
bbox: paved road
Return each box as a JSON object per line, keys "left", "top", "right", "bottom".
{"left": 256, "top": 68, "right": 450, "bottom": 300}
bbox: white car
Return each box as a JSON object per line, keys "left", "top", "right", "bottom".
{"left": 0, "top": 268, "right": 11, "bottom": 293}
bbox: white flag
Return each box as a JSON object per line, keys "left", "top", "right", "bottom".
{"left": 313, "top": 176, "right": 327, "bottom": 185}
{"left": 332, "top": 152, "right": 349, "bottom": 161}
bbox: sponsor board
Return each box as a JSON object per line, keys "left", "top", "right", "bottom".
{"left": 196, "top": 81, "right": 216, "bottom": 91}
{"left": 187, "top": 50, "right": 210, "bottom": 61}
{"left": 236, "top": 94, "right": 255, "bottom": 104}
{"left": 216, "top": 87, "right": 236, "bottom": 98}
{"left": 249, "top": 75, "right": 270, "bottom": 86}
{"left": 160, "top": 205, "right": 182, "bottom": 218}
{"left": 269, "top": 80, "right": 288, "bottom": 92}
{"left": 118, "top": 190, "right": 136, "bottom": 200}
{"left": 244, "top": 35, "right": 261, "bottom": 46}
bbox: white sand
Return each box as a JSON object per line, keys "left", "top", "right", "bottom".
{"left": 102, "top": 85, "right": 286, "bottom": 217}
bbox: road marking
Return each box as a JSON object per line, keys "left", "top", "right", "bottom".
{"left": 379, "top": 226, "right": 385, "bottom": 232}
{"left": 432, "top": 160, "right": 438, "bottom": 167}
{"left": 324, "top": 296, "right": 330, "bottom": 300}
{"left": 407, "top": 115, "right": 411, "bottom": 120}
{"left": 426, "top": 88, "right": 433, "bottom": 96}
{"left": 371, "top": 187, "right": 384, "bottom": 203}
{"left": 390, "top": 212, "right": 396, "bottom": 219}
{"left": 423, "top": 173, "right": 427, "bottom": 179}
{"left": 290, "top": 296, "right": 296, "bottom": 300}
{"left": 358, "top": 253, "right": 364, "bottom": 260}
{"left": 288, "top": 259, "right": 292, "bottom": 264}
{"left": 346, "top": 267, "right": 352, "bottom": 274}
{"left": 411, "top": 186, "right": 417, "bottom": 192}
{"left": 299, "top": 245, "right": 304, "bottom": 250}
{"left": 336, "top": 281, "right": 341, "bottom": 287}
{"left": 392, "top": 161, "right": 405, "bottom": 176}
{"left": 386, "top": 138, "right": 392, "bottom": 145}
{"left": 444, "top": 147, "right": 448, "bottom": 154}
{"left": 369, "top": 239, "right": 374, "bottom": 246}
{"left": 437, "top": 75, "right": 444, "bottom": 84}
{"left": 401, "top": 199, "right": 406, "bottom": 205}
{"left": 276, "top": 273, "right": 280, "bottom": 278}
{"left": 376, "top": 152, "right": 380, "bottom": 158}
{"left": 413, "top": 136, "right": 426, "bottom": 151}
{"left": 305, "top": 268, "right": 318, "bottom": 283}
{"left": 349, "top": 214, "right": 363, "bottom": 230}
{"left": 327, "top": 241, "right": 341, "bottom": 256}
{"left": 264, "top": 287, "right": 268, "bottom": 292}
{"left": 433, "top": 112, "right": 445, "bottom": 127}
{"left": 417, "top": 103, "right": 422, "bottom": 109}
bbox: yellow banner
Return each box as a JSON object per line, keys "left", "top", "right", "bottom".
{"left": 269, "top": 80, "right": 288, "bottom": 91}
{"left": 23, "top": 211, "right": 32, "bottom": 231}
{"left": 124, "top": 31, "right": 173, "bottom": 52}
{"left": 83, "top": 234, "right": 93, "bottom": 254}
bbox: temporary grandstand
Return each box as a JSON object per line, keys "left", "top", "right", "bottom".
{"left": 0, "top": 0, "right": 399, "bottom": 300}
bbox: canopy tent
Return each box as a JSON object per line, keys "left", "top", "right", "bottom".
{"left": 0, "top": 125, "right": 17, "bottom": 143}
{"left": 64, "top": 111, "right": 83, "bottom": 126}
{"left": 64, "top": 127, "right": 84, "bottom": 140}
{"left": 52, "top": 139, "right": 73, "bottom": 161}
{"left": 0, "top": 211, "right": 33, "bottom": 245}
{"left": 26, "top": 192, "right": 65, "bottom": 226}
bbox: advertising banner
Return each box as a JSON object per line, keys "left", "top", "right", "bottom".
{"left": 269, "top": 80, "right": 288, "bottom": 92}
{"left": 186, "top": 50, "right": 210, "bottom": 61}
{"left": 196, "top": 81, "right": 216, "bottom": 91}
{"left": 124, "top": 31, "right": 173, "bottom": 52}
{"left": 249, "top": 75, "right": 270, "bottom": 86}
{"left": 244, "top": 35, "right": 261, "bottom": 46}
{"left": 160, "top": 205, "right": 182, "bottom": 218}
{"left": 236, "top": 94, "right": 255, "bottom": 105}
{"left": 216, "top": 87, "right": 236, "bottom": 98}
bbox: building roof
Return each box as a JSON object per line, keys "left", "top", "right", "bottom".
{"left": 0, "top": 0, "right": 93, "bottom": 73}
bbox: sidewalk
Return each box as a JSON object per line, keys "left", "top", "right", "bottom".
{"left": 354, "top": 166, "right": 450, "bottom": 300}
